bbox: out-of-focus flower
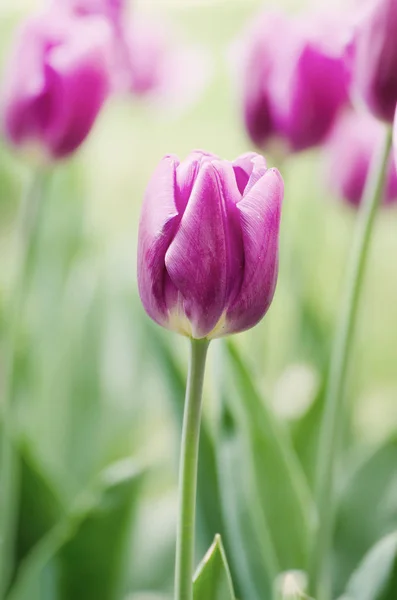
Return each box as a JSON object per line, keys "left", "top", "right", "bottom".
{"left": 65, "top": 0, "right": 125, "bottom": 24}
{"left": 324, "top": 108, "right": 397, "bottom": 206}
{"left": 350, "top": 0, "right": 397, "bottom": 123}
{"left": 116, "top": 17, "right": 211, "bottom": 113}
{"left": 137, "top": 151, "right": 283, "bottom": 339}
{"left": 1, "top": 9, "right": 112, "bottom": 161}
{"left": 57, "top": 0, "right": 211, "bottom": 113}
{"left": 235, "top": 10, "right": 350, "bottom": 152}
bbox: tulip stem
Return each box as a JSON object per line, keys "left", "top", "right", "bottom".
{"left": 175, "top": 338, "right": 210, "bottom": 600}
{"left": 0, "top": 169, "right": 49, "bottom": 598}
{"left": 309, "top": 126, "right": 393, "bottom": 600}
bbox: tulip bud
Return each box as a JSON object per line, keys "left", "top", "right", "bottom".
{"left": 237, "top": 10, "right": 350, "bottom": 152}
{"left": 137, "top": 151, "right": 283, "bottom": 339}
{"left": 351, "top": 0, "right": 397, "bottom": 123}
{"left": 324, "top": 108, "right": 397, "bottom": 206}
{"left": 1, "top": 9, "right": 112, "bottom": 161}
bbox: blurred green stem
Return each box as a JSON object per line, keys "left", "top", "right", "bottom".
{"left": 175, "top": 338, "right": 209, "bottom": 600}
{"left": 309, "top": 127, "right": 393, "bottom": 600}
{"left": 0, "top": 170, "right": 49, "bottom": 598}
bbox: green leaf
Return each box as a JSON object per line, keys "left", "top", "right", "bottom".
{"left": 225, "top": 340, "right": 315, "bottom": 571}
{"left": 290, "top": 382, "right": 325, "bottom": 489}
{"left": 8, "top": 460, "right": 145, "bottom": 600}
{"left": 333, "top": 436, "right": 397, "bottom": 595}
{"left": 193, "top": 535, "right": 235, "bottom": 600}
{"left": 217, "top": 419, "right": 271, "bottom": 600}
{"left": 58, "top": 460, "right": 145, "bottom": 600}
{"left": 126, "top": 595, "right": 170, "bottom": 600}
{"left": 344, "top": 531, "right": 397, "bottom": 600}
{"left": 15, "top": 444, "right": 65, "bottom": 569}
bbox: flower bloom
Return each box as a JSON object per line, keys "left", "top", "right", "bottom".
{"left": 350, "top": 0, "right": 397, "bottom": 123}
{"left": 237, "top": 10, "right": 350, "bottom": 152}
{"left": 137, "top": 151, "right": 283, "bottom": 339}
{"left": 64, "top": 0, "right": 124, "bottom": 24}
{"left": 56, "top": 0, "right": 210, "bottom": 111}
{"left": 118, "top": 17, "right": 210, "bottom": 112}
{"left": 1, "top": 9, "right": 111, "bottom": 161}
{"left": 324, "top": 108, "right": 397, "bottom": 206}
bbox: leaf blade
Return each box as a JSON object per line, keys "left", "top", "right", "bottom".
{"left": 193, "top": 535, "right": 235, "bottom": 600}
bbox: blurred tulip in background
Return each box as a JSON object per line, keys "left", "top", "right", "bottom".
{"left": 1, "top": 8, "right": 112, "bottom": 161}
{"left": 235, "top": 9, "right": 350, "bottom": 152}
{"left": 324, "top": 108, "right": 397, "bottom": 206}
{"left": 350, "top": 0, "right": 397, "bottom": 123}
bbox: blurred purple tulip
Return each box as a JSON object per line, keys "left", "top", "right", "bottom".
{"left": 64, "top": 0, "right": 210, "bottom": 112}
{"left": 236, "top": 10, "right": 350, "bottom": 152}
{"left": 65, "top": 0, "right": 125, "bottom": 23}
{"left": 115, "top": 16, "right": 210, "bottom": 113}
{"left": 324, "top": 108, "right": 397, "bottom": 206}
{"left": 1, "top": 9, "right": 111, "bottom": 161}
{"left": 351, "top": 0, "right": 397, "bottom": 123}
{"left": 138, "top": 151, "right": 283, "bottom": 339}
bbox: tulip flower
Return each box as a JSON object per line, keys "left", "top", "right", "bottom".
{"left": 66, "top": 0, "right": 124, "bottom": 23}
{"left": 112, "top": 16, "right": 210, "bottom": 113}
{"left": 350, "top": 0, "right": 397, "bottom": 123}
{"left": 1, "top": 9, "right": 111, "bottom": 161}
{"left": 324, "top": 108, "right": 397, "bottom": 206}
{"left": 137, "top": 151, "right": 283, "bottom": 339}
{"left": 236, "top": 10, "right": 350, "bottom": 152}
{"left": 54, "top": 0, "right": 210, "bottom": 111}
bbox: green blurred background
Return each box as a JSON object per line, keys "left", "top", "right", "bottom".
{"left": 1, "top": 1, "right": 397, "bottom": 599}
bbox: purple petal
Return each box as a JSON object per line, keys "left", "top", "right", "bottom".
{"left": 1, "top": 17, "right": 50, "bottom": 148}
{"left": 224, "top": 168, "right": 283, "bottom": 336}
{"left": 1, "top": 11, "right": 111, "bottom": 159}
{"left": 137, "top": 156, "right": 180, "bottom": 328}
{"left": 324, "top": 108, "right": 397, "bottom": 206}
{"left": 64, "top": 0, "right": 125, "bottom": 24}
{"left": 353, "top": 0, "right": 397, "bottom": 123}
{"left": 272, "top": 40, "right": 349, "bottom": 151}
{"left": 165, "top": 162, "right": 233, "bottom": 338}
{"left": 232, "top": 152, "right": 267, "bottom": 194}
{"left": 117, "top": 16, "right": 211, "bottom": 113}
{"left": 175, "top": 150, "right": 219, "bottom": 211}
{"left": 44, "top": 15, "right": 111, "bottom": 157}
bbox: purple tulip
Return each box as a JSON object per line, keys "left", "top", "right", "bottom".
{"left": 137, "top": 151, "right": 283, "bottom": 339}
{"left": 110, "top": 16, "right": 211, "bottom": 114}
{"left": 237, "top": 10, "right": 350, "bottom": 152}
{"left": 324, "top": 108, "right": 397, "bottom": 206}
{"left": 65, "top": 0, "right": 124, "bottom": 23}
{"left": 1, "top": 9, "right": 111, "bottom": 161}
{"left": 351, "top": 0, "right": 397, "bottom": 123}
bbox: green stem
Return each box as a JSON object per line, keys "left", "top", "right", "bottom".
{"left": 0, "top": 170, "right": 49, "bottom": 598}
{"left": 309, "top": 127, "right": 393, "bottom": 600}
{"left": 175, "top": 338, "right": 210, "bottom": 600}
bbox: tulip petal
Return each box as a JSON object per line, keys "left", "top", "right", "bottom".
{"left": 165, "top": 162, "right": 230, "bottom": 338}
{"left": 282, "top": 43, "right": 348, "bottom": 150}
{"left": 44, "top": 15, "right": 111, "bottom": 157}
{"left": 232, "top": 152, "right": 267, "bottom": 194}
{"left": 137, "top": 156, "right": 180, "bottom": 327}
{"left": 175, "top": 150, "right": 218, "bottom": 211}
{"left": 1, "top": 18, "right": 50, "bottom": 147}
{"left": 224, "top": 168, "right": 283, "bottom": 336}
{"left": 353, "top": 0, "right": 397, "bottom": 123}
